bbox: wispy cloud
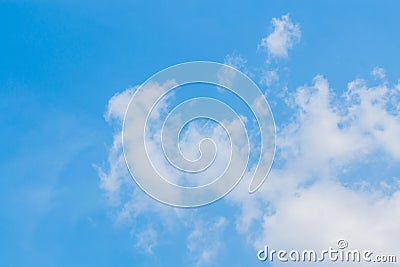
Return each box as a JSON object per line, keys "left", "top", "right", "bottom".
{"left": 371, "top": 66, "right": 386, "bottom": 80}
{"left": 187, "top": 217, "right": 227, "bottom": 266}
{"left": 134, "top": 227, "right": 158, "bottom": 254}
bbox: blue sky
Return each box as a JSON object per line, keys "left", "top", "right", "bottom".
{"left": 1, "top": 1, "right": 400, "bottom": 266}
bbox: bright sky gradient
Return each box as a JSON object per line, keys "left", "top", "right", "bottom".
{"left": 1, "top": 1, "right": 400, "bottom": 267}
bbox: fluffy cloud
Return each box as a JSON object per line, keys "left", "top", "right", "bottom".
{"left": 97, "top": 81, "right": 240, "bottom": 260}
{"left": 259, "top": 14, "right": 301, "bottom": 59}
{"left": 256, "top": 180, "right": 400, "bottom": 266}
{"left": 97, "top": 84, "right": 177, "bottom": 252}
{"left": 234, "top": 73, "right": 400, "bottom": 266}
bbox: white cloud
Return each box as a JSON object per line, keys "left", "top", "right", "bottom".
{"left": 96, "top": 131, "right": 128, "bottom": 205}
{"left": 276, "top": 74, "right": 400, "bottom": 175}
{"left": 232, "top": 70, "right": 400, "bottom": 266}
{"left": 259, "top": 14, "right": 301, "bottom": 59}
{"left": 105, "top": 87, "right": 137, "bottom": 123}
{"left": 97, "top": 84, "right": 180, "bottom": 253}
{"left": 98, "top": 82, "right": 238, "bottom": 260}
{"left": 187, "top": 217, "right": 227, "bottom": 266}
{"left": 134, "top": 227, "right": 158, "bottom": 254}
{"left": 96, "top": 88, "right": 136, "bottom": 205}
{"left": 261, "top": 70, "right": 279, "bottom": 86}
{"left": 252, "top": 179, "right": 400, "bottom": 266}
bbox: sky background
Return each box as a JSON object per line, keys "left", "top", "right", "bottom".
{"left": 1, "top": 1, "right": 400, "bottom": 266}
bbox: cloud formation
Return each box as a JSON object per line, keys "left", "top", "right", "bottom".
{"left": 98, "top": 13, "right": 400, "bottom": 266}
{"left": 234, "top": 73, "right": 400, "bottom": 266}
{"left": 259, "top": 14, "right": 301, "bottom": 59}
